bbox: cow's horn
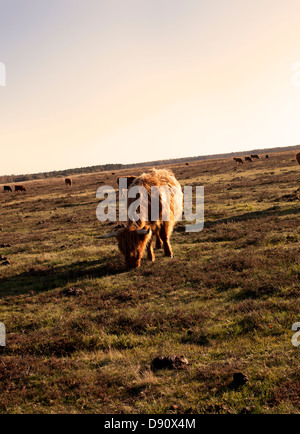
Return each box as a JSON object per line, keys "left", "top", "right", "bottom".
{"left": 136, "top": 227, "right": 151, "bottom": 235}
{"left": 98, "top": 231, "right": 118, "bottom": 239}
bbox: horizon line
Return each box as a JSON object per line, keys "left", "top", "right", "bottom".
{"left": 1, "top": 143, "right": 299, "bottom": 180}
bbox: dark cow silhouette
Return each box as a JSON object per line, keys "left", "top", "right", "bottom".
{"left": 65, "top": 178, "right": 72, "bottom": 187}
{"left": 15, "top": 185, "right": 27, "bottom": 193}
{"left": 251, "top": 154, "right": 259, "bottom": 159}
{"left": 295, "top": 152, "right": 300, "bottom": 165}
{"left": 4, "top": 186, "right": 12, "bottom": 193}
{"left": 233, "top": 157, "right": 243, "bottom": 164}
{"left": 266, "top": 155, "right": 269, "bottom": 159}
{"left": 117, "top": 176, "right": 137, "bottom": 188}
{"left": 245, "top": 156, "right": 253, "bottom": 162}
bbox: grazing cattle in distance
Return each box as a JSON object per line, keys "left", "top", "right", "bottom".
{"left": 117, "top": 176, "right": 137, "bottom": 188}
{"left": 266, "top": 155, "right": 269, "bottom": 159}
{"left": 15, "top": 185, "right": 27, "bottom": 193}
{"left": 65, "top": 178, "right": 72, "bottom": 187}
{"left": 295, "top": 152, "right": 300, "bottom": 165}
{"left": 245, "top": 156, "right": 253, "bottom": 162}
{"left": 233, "top": 157, "right": 243, "bottom": 165}
{"left": 100, "top": 169, "right": 183, "bottom": 269}
{"left": 3, "top": 186, "right": 12, "bottom": 193}
{"left": 251, "top": 154, "right": 259, "bottom": 159}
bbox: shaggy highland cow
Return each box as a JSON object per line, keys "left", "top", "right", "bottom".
{"left": 65, "top": 178, "right": 72, "bottom": 187}
{"left": 101, "top": 169, "right": 183, "bottom": 269}
{"left": 296, "top": 152, "right": 300, "bottom": 165}
{"left": 233, "top": 157, "right": 243, "bottom": 164}
{"left": 15, "top": 185, "right": 27, "bottom": 192}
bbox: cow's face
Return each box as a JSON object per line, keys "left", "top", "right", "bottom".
{"left": 116, "top": 227, "right": 151, "bottom": 269}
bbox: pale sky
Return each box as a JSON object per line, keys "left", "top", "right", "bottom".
{"left": 0, "top": 0, "right": 300, "bottom": 175}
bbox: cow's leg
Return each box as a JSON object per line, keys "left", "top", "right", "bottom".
{"left": 147, "top": 237, "right": 155, "bottom": 262}
{"left": 155, "top": 232, "right": 163, "bottom": 249}
{"left": 160, "top": 224, "right": 173, "bottom": 258}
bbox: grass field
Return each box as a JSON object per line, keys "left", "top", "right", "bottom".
{"left": 0, "top": 150, "right": 299, "bottom": 414}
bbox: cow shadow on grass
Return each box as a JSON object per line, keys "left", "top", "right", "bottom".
{"left": 203, "top": 205, "right": 299, "bottom": 229}
{"left": 0, "top": 257, "right": 127, "bottom": 299}
{"left": 174, "top": 204, "right": 300, "bottom": 233}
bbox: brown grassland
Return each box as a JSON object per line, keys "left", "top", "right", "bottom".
{"left": 0, "top": 150, "right": 299, "bottom": 414}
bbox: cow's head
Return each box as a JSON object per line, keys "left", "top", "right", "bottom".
{"left": 100, "top": 226, "right": 152, "bottom": 269}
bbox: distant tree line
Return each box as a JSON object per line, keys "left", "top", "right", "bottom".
{"left": 1, "top": 144, "right": 299, "bottom": 184}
